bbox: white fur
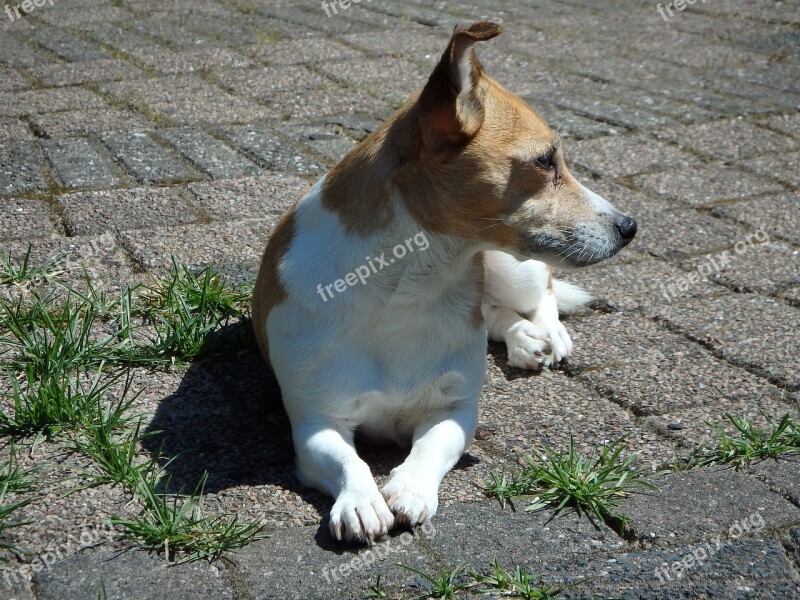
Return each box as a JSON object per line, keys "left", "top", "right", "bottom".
{"left": 266, "top": 176, "right": 593, "bottom": 542}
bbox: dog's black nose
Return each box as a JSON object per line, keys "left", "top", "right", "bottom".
{"left": 615, "top": 215, "right": 637, "bottom": 242}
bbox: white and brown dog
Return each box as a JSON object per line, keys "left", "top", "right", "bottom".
{"left": 252, "top": 21, "right": 636, "bottom": 543}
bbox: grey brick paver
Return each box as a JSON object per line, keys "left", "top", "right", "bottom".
{"left": 99, "top": 131, "right": 201, "bottom": 184}
{"left": 42, "top": 138, "right": 123, "bottom": 189}
{"left": 56, "top": 187, "right": 201, "bottom": 235}
{"left": 3, "top": 1, "right": 800, "bottom": 598}
{"left": 0, "top": 140, "right": 48, "bottom": 195}
{"left": 0, "top": 198, "right": 56, "bottom": 240}
{"left": 158, "top": 128, "right": 262, "bottom": 180}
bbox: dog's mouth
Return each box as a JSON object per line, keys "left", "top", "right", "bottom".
{"left": 520, "top": 221, "right": 637, "bottom": 268}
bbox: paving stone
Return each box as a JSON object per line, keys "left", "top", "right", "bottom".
{"left": 655, "top": 118, "right": 799, "bottom": 162}
{"left": 275, "top": 121, "right": 359, "bottom": 164}
{"left": 635, "top": 162, "right": 785, "bottom": 208}
{"left": 0, "top": 33, "right": 48, "bottom": 68}
{"left": 779, "top": 286, "right": 800, "bottom": 306}
{"left": 759, "top": 113, "right": 800, "bottom": 139}
{"left": 710, "top": 71, "right": 800, "bottom": 112}
{"left": 680, "top": 241, "right": 800, "bottom": 295}
{"left": 341, "top": 29, "right": 447, "bottom": 63}
{"left": 0, "top": 140, "right": 48, "bottom": 195}
{"left": 0, "top": 572, "right": 35, "bottom": 600}
{"left": 533, "top": 102, "right": 624, "bottom": 140}
{"left": 565, "top": 313, "right": 788, "bottom": 417}
{"left": 268, "top": 84, "right": 386, "bottom": 121}
{"left": 42, "top": 138, "right": 123, "bottom": 189}
{"left": 548, "top": 538, "right": 800, "bottom": 599}
{"left": 319, "top": 56, "right": 428, "bottom": 107}
{"left": 215, "top": 64, "right": 329, "bottom": 96}
{"left": 250, "top": 37, "right": 365, "bottom": 65}
{"left": 734, "top": 150, "right": 800, "bottom": 188}
{"left": 0, "top": 198, "right": 56, "bottom": 240}
{"left": 29, "top": 59, "right": 145, "bottom": 87}
{"left": 188, "top": 173, "right": 309, "bottom": 222}
{"left": 648, "top": 293, "right": 800, "bottom": 390}
{"left": 0, "top": 118, "right": 32, "bottom": 140}
{"left": 3, "top": 233, "right": 132, "bottom": 286}
{"left": 568, "top": 135, "right": 695, "bottom": 179}
{"left": 32, "top": 546, "right": 235, "bottom": 600}
{"left": 130, "top": 13, "right": 231, "bottom": 50}
{"left": 711, "top": 192, "right": 800, "bottom": 245}
{"left": 644, "top": 402, "right": 800, "bottom": 450}
{"left": 57, "top": 187, "right": 201, "bottom": 235}
{"left": 568, "top": 254, "right": 725, "bottom": 312}
{"left": 424, "top": 501, "right": 625, "bottom": 573}
{"left": 99, "top": 131, "right": 201, "bottom": 184}
{"left": 138, "top": 47, "right": 254, "bottom": 74}
{"left": 479, "top": 364, "right": 673, "bottom": 469}
{"left": 591, "top": 181, "right": 747, "bottom": 259}
{"left": 217, "top": 124, "right": 325, "bottom": 175}
{"left": 118, "top": 218, "right": 274, "bottom": 275}
{"left": 747, "top": 460, "right": 800, "bottom": 507}
{"left": 619, "top": 469, "right": 800, "bottom": 547}
{"left": 0, "top": 87, "right": 105, "bottom": 117}
{"left": 0, "top": 68, "right": 30, "bottom": 91}
{"left": 231, "top": 524, "right": 435, "bottom": 600}
{"left": 32, "top": 26, "right": 110, "bottom": 62}
{"left": 38, "top": 5, "right": 130, "bottom": 26}
{"left": 157, "top": 128, "right": 262, "bottom": 180}
{"left": 29, "top": 107, "right": 153, "bottom": 138}
{"left": 100, "top": 76, "right": 274, "bottom": 125}
{"left": 81, "top": 22, "right": 171, "bottom": 59}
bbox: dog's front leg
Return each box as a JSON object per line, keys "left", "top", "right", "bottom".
{"left": 381, "top": 404, "right": 478, "bottom": 526}
{"left": 294, "top": 422, "right": 394, "bottom": 543}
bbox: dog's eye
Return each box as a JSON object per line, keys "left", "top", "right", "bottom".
{"left": 534, "top": 151, "right": 555, "bottom": 170}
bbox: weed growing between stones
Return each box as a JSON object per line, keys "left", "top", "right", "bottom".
{"left": 480, "top": 435, "right": 657, "bottom": 534}
{"left": 0, "top": 252, "right": 264, "bottom": 564}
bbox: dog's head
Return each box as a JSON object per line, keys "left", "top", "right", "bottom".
{"left": 405, "top": 21, "right": 636, "bottom": 267}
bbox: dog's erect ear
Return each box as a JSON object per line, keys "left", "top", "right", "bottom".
{"left": 418, "top": 20, "right": 502, "bottom": 147}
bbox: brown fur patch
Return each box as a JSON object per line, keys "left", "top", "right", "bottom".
{"left": 322, "top": 100, "right": 420, "bottom": 236}
{"left": 546, "top": 264, "right": 554, "bottom": 293}
{"left": 252, "top": 209, "right": 296, "bottom": 365}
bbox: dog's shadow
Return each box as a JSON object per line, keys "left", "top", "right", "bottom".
{"left": 141, "top": 321, "right": 480, "bottom": 552}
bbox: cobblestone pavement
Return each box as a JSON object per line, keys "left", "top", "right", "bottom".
{"left": 1, "top": 0, "right": 799, "bottom": 598}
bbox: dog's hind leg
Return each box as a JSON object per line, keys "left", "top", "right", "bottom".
{"left": 293, "top": 420, "right": 394, "bottom": 543}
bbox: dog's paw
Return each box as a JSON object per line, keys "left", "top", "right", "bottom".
{"left": 505, "top": 319, "right": 552, "bottom": 370}
{"left": 381, "top": 469, "right": 439, "bottom": 526}
{"left": 329, "top": 487, "right": 394, "bottom": 543}
{"left": 532, "top": 316, "right": 573, "bottom": 367}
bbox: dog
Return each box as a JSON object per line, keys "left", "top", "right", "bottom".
{"left": 252, "top": 20, "right": 636, "bottom": 543}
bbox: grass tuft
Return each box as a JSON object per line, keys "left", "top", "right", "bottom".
{"left": 397, "top": 563, "right": 473, "bottom": 600}
{"left": 470, "top": 559, "right": 570, "bottom": 599}
{"left": 481, "top": 436, "right": 656, "bottom": 533}
{"left": 690, "top": 411, "right": 800, "bottom": 468}
{"left": 0, "top": 247, "right": 64, "bottom": 287}
{"left": 0, "top": 449, "right": 37, "bottom": 555}
{"left": 112, "top": 471, "right": 267, "bottom": 564}
{"left": 0, "top": 255, "right": 266, "bottom": 562}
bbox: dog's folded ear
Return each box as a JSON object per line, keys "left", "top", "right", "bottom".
{"left": 419, "top": 20, "right": 502, "bottom": 147}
